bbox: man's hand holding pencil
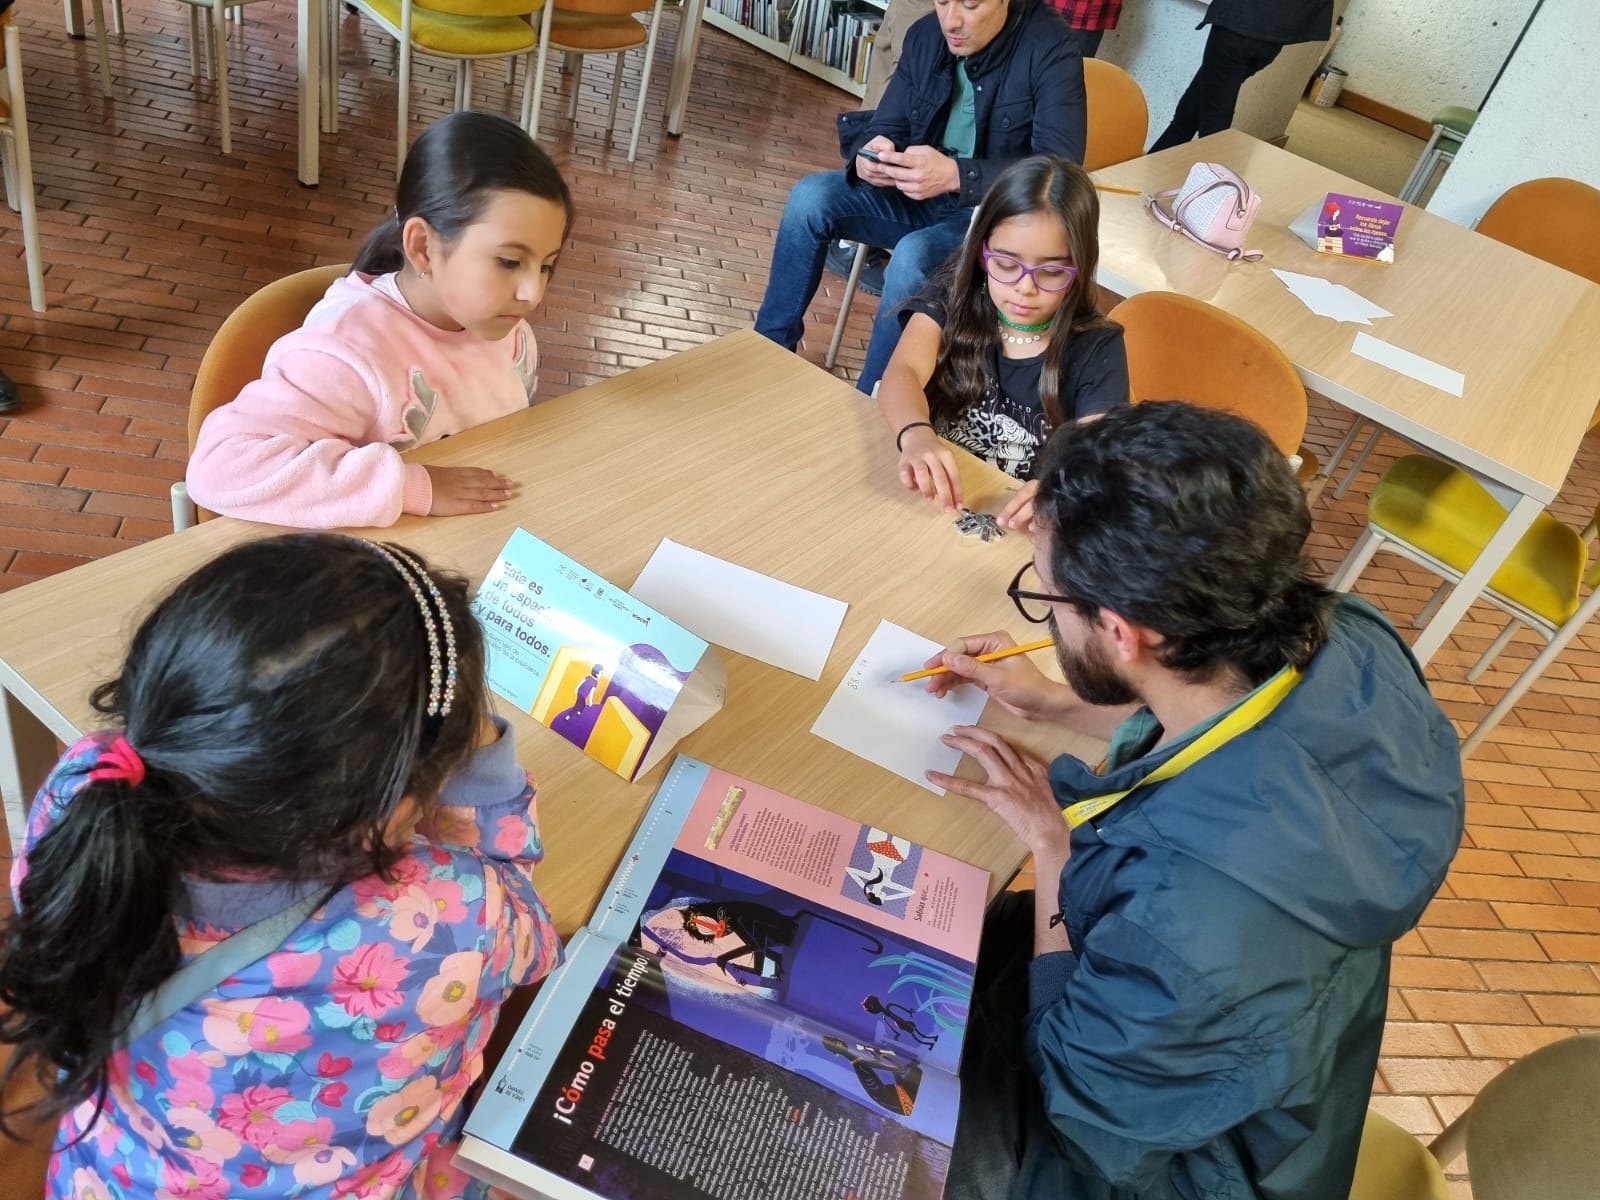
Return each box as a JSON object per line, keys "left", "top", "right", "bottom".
{"left": 915, "top": 630, "right": 1077, "bottom": 722}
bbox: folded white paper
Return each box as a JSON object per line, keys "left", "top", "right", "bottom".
{"left": 631, "top": 539, "right": 848, "bottom": 680}
{"left": 1351, "top": 332, "right": 1465, "bottom": 397}
{"left": 811, "top": 620, "right": 989, "bottom": 795}
{"left": 1272, "top": 269, "right": 1392, "bottom": 325}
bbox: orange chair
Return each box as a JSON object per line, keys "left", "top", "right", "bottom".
{"left": 1082, "top": 58, "right": 1148, "bottom": 173}
{"left": 1328, "top": 176, "right": 1600, "bottom": 491}
{"left": 1475, "top": 177, "right": 1600, "bottom": 287}
{"left": 1108, "top": 291, "right": 1322, "bottom": 496}
{"left": 526, "top": 0, "right": 667, "bottom": 163}
{"left": 171, "top": 263, "right": 351, "bottom": 530}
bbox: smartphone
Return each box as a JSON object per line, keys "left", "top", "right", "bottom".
{"left": 857, "top": 146, "right": 886, "bottom": 162}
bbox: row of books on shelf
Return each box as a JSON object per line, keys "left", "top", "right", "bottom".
{"left": 709, "top": 0, "right": 880, "bottom": 83}
{"left": 708, "top": 0, "right": 790, "bottom": 42}
{"left": 793, "top": 0, "right": 881, "bottom": 81}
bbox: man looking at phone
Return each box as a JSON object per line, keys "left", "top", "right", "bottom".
{"left": 753, "top": 0, "right": 1086, "bottom": 396}
{"left": 923, "top": 402, "right": 1464, "bottom": 1199}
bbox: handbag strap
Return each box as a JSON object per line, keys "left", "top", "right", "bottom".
{"left": 117, "top": 888, "right": 327, "bottom": 1050}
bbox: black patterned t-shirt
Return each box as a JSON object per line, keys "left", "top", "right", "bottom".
{"left": 901, "top": 297, "right": 1130, "bottom": 480}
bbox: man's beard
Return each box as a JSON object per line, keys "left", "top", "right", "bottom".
{"left": 1049, "top": 611, "right": 1140, "bottom": 708}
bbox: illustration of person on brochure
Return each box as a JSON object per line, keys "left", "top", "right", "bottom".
{"left": 863, "top": 994, "right": 939, "bottom": 1049}
{"left": 822, "top": 1036, "right": 923, "bottom": 1116}
{"left": 639, "top": 897, "right": 884, "bottom": 1003}
{"left": 843, "top": 829, "right": 917, "bottom": 912}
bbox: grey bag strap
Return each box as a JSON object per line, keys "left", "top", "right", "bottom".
{"left": 118, "top": 889, "right": 327, "bottom": 1051}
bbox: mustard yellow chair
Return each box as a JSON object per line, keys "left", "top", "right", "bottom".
{"left": 1427, "top": 1034, "right": 1600, "bottom": 1200}
{"left": 1348, "top": 1111, "right": 1449, "bottom": 1200}
{"left": 1108, "top": 291, "right": 1326, "bottom": 498}
{"left": 824, "top": 57, "right": 1150, "bottom": 374}
{"left": 526, "top": 0, "right": 666, "bottom": 163}
{"left": 1327, "top": 176, "right": 1600, "bottom": 493}
{"left": 171, "top": 263, "right": 351, "bottom": 530}
{"left": 1328, "top": 455, "right": 1600, "bottom": 756}
{"left": 345, "top": 0, "right": 552, "bottom": 177}
{"left": 1082, "top": 57, "right": 1149, "bottom": 173}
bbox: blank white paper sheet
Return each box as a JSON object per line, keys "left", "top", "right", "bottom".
{"left": 631, "top": 539, "right": 848, "bottom": 680}
{"left": 811, "top": 620, "right": 990, "bottom": 795}
{"left": 1351, "top": 332, "right": 1465, "bottom": 397}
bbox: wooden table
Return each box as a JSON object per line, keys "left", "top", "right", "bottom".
{"left": 57, "top": 0, "right": 705, "bottom": 186}
{"left": 0, "top": 330, "right": 1097, "bottom": 932}
{"left": 1092, "top": 130, "right": 1600, "bottom": 665}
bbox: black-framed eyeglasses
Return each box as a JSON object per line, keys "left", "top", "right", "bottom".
{"left": 1007, "top": 561, "right": 1076, "bottom": 624}
{"left": 980, "top": 244, "right": 1078, "bottom": 293}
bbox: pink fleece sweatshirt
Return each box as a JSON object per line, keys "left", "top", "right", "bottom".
{"left": 186, "top": 271, "right": 539, "bottom": 529}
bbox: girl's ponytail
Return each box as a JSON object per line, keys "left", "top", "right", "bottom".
{"left": 353, "top": 213, "right": 406, "bottom": 275}
{"left": 0, "top": 747, "right": 182, "bottom": 1130}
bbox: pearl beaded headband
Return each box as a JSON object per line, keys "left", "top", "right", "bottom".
{"left": 366, "top": 542, "right": 458, "bottom": 720}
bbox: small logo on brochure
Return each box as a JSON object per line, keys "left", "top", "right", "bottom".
{"left": 578, "top": 1155, "right": 595, "bottom": 1172}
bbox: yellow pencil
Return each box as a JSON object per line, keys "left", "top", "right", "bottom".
{"left": 1095, "top": 184, "right": 1141, "bottom": 196}
{"left": 898, "top": 636, "right": 1056, "bottom": 683}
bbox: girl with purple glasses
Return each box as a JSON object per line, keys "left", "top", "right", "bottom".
{"left": 878, "top": 156, "right": 1128, "bottom": 527}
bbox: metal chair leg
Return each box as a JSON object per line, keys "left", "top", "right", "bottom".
{"left": 3, "top": 25, "right": 44, "bottom": 313}
{"left": 824, "top": 242, "right": 867, "bottom": 371}
{"left": 1328, "top": 526, "right": 1385, "bottom": 592}
{"left": 1333, "top": 426, "right": 1384, "bottom": 499}
{"left": 87, "top": 0, "right": 113, "bottom": 96}
{"left": 567, "top": 52, "right": 582, "bottom": 120}
{"left": 1399, "top": 126, "right": 1444, "bottom": 204}
{"left": 626, "top": 0, "right": 663, "bottom": 162}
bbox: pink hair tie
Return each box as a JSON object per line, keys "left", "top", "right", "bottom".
{"left": 88, "top": 735, "right": 146, "bottom": 788}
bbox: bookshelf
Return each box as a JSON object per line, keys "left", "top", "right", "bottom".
{"left": 703, "top": 0, "right": 885, "bottom": 98}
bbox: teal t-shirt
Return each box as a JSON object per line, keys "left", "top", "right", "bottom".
{"left": 941, "top": 61, "right": 977, "bottom": 159}
{"left": 1104, "top": 682, "right": 1268, "bottom": 771}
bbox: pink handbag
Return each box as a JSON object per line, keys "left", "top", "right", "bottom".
{"left": 1144, "top": 162, "right": 1264, "bottom": 261}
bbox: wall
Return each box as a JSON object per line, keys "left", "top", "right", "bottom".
{"left": 1426, "top": 0, "right": 1600, "bottom": 227}
{"left": 1102, "top": 0, "right": 1345, "bottom": 147}
{"left": 1331, "top": 0, "right": 1537, "bottom": 122}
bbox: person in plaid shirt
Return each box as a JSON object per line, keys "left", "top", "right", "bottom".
{"left": 1050, "top": 0, "right": 1120, "bottom": 58}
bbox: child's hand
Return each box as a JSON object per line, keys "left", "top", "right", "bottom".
{"left": 425, "top": 465, "right": 514, "bottom": 515}
{"left": 999, "top": 480, "right": 1039, "bottom": 530}
{"left": 898, "top": 425, "right": 963, "bottom": 512}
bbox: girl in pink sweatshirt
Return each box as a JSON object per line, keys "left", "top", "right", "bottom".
{"left": 186, "top": 112, "right": 574, "bottom": 529}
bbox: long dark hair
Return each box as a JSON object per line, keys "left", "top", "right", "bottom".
{"left": 354, "top": 110, "right": 575, "bottom": 275}
{"left": 0, "top": 534, "right": 491, "bottom": 1133}
{"left": 925, "top": 155, "right": 1108, "bottom": 430}
{"left": 1036, "top": 401, "right": 1334, "bottom": 686}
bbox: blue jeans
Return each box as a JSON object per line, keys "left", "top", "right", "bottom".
{"left": 754, "top": 170, "right": 972, "bottom": 395}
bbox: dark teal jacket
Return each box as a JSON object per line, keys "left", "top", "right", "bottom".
{"left": 1022, "top": 598, "right": 1464, "bottom": 1199}
{"left": 844, "top": 0, "right": 1087, "bottom": 207}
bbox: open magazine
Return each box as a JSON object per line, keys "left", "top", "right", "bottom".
{"left": 460, "top": 755, "right": 991, "bottom": 1200}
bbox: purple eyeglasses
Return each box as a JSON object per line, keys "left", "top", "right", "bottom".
{"left": 981, "top": 243, "right": 1078, "bottom": 293}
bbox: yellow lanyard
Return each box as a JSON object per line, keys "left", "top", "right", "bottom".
{"left": 1062, "top": 665, "right": 1304, "bottom": 829}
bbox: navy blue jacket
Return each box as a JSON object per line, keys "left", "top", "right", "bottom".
{"left": 846, "top": 0, "right": 1087, "bottom": 208}
{"left": 1023, "top": 598, "right": 1464, "bottom": 1199}
{"left": 1205, "top": 0, "right": 1334, "bottom": 46}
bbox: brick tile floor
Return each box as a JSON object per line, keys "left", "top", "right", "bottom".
{"left": 2, "top": 3, "right": 1598, "bottom": 1193}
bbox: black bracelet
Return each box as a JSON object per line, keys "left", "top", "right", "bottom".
{"left": 896, "top": 421, "right": 935, "bottom": 452}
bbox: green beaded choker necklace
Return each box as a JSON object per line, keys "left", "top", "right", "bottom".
{"left": 996, "top": 309, "right": 1053, "bottom": 333}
